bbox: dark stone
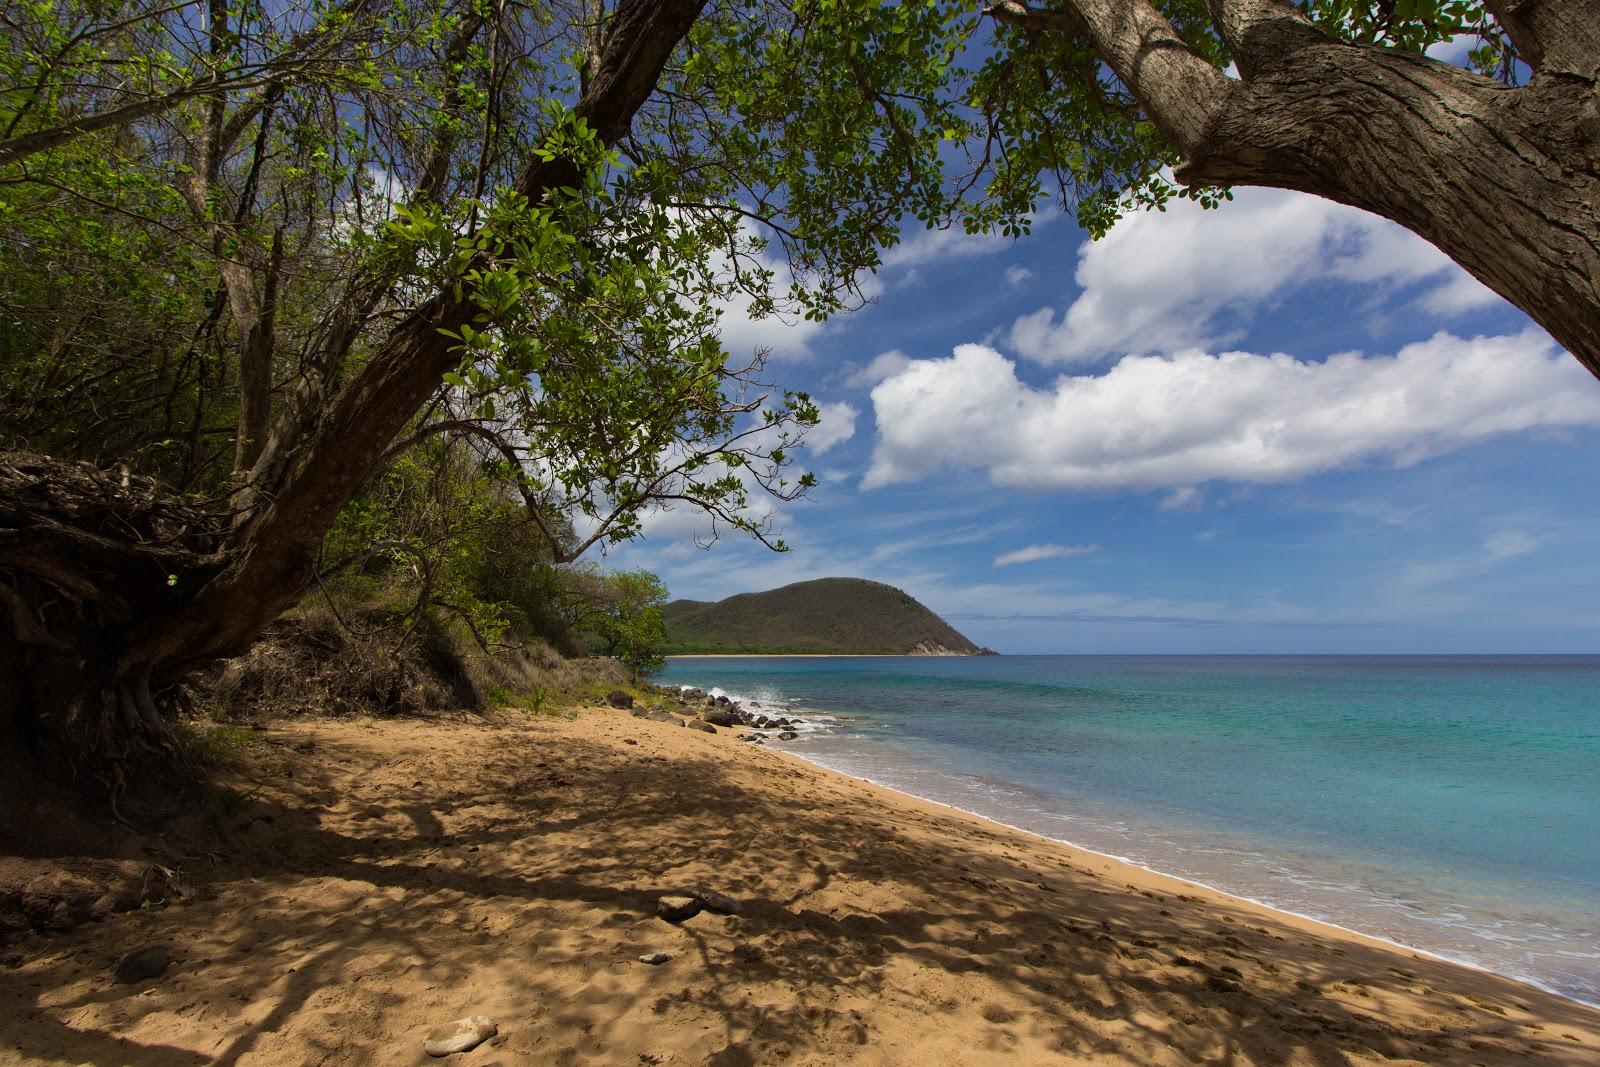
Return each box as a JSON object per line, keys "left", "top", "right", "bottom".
{"left": 605, "top": 691, "right": 634, "bottom": 709}
{"left": 702, "top": 708, "right": 739, "bottom": 727}
{"left": 777, "top": 731, "right": 798, "bottom": 741}
{"left": 688, "top": 886, "right": 742, "bottom": 915}
{"left": 657, "top": 895, "right": 702, "bottom": 922}
{"left": 113, "top": 944, "right": 169, "bottom": 984}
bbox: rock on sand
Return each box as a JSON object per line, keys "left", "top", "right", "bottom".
{"left": 424, "top": 1015, "right": 498, "bottom": 1057}
{"left": 112, "top": 945, "right": 170, "bottom": 984}
{"left": 657, "top": 895, "right": 702, "bottom": 922}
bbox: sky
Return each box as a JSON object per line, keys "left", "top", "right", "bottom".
{"left": 601, "top": 180, "right": 1600, "bottom": 654}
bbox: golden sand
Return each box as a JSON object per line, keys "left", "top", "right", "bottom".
{"left": 2, "top": 708, "right": 1597, "bottom": 1065}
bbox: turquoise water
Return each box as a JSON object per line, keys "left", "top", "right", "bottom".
{"left": 662, "top": 655, "right": 1600, "bottom": 1005}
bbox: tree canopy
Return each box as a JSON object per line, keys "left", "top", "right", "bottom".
{"left": 2, "top": 0, "right": 1594, "bottom": 777}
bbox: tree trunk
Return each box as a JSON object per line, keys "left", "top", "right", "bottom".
{"left": 0, "top": 453, "right": 221, "bottom": 784}
{"left": 133, "top": 0, "right": 707, "bottom": 673}
{"left": 233, "top": 229, "right": 282, "bottom": 475}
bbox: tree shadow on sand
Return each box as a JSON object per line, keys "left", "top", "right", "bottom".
{"left": 0, "top": 717, "right": 1594, "bottom": 1065}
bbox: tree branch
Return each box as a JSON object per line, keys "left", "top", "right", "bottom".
{"left": 1482, "top": 0, "right": 1600, "bottom": 74}
{"left": 985, "top": 0, "right": 1236, "bottom": 156}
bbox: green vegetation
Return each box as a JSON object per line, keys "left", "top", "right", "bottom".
{"left": 662, "top": 578, "right": 991, "bottom": 656}
{"left": 556, "top": 568, "right": 670, "bottom": 680}
{"left": 1, "top": 0, "right": 1594, "bottom": 785}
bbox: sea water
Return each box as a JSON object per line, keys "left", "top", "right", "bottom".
{"left": 661, "top": 655, "right": 1600, "bottom": 1006}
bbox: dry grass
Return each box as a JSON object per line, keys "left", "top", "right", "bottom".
{"left": 201, "top": 594, "right": 633, "bottom": 724}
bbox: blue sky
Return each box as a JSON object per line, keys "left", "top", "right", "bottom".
{"left": 604, "top": 184, "right": 1600, "bottom": 654}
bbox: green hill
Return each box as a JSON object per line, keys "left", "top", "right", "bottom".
{"left": 662, "top": 577, "right": 996, "bottom": 656}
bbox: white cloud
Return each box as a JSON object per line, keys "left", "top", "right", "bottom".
{"left": 882, "top": 225, "right": 1013, "bottom": 271}
{"left": 1391, "top": 526, "right": 1544, "bottom": 597}
{"left": 864, "top": 332, "right": 1600, "bottom": 491}
{"left": 714, "top": 254, "right": 826, "bottom": 362}
{"left": 882, "top": 213, "right": 1059, "bottom": 272}
{"left": 1484, "top": 529, "right": 1538, "bottom": 561}
{"left": 806, "top": 401, "right": 858, "bottom": 454}
{"left": 1418, "top": 271, "right": 1500, "bottom": 315}
{"left": 994, "top": 543, "right": 1101, "bottom": 567}
{"left": 1007, "top": 187, "right": 1506, "bottom": 365}
{"left": 629, "top": 411, "right": 800, "bottom": 549}
{"left": 711, "top": 218, "right": 882, "bottom": 362}
{"left": 840, "top": 349, "right": 914, "bottom": 388}
{"left": 1425, "top": 34, "right": 1481, "bottom": 67}
{"left": 876, "top": 210, "right": 1059, "bottom": 294}
{"left": 1160, "top": 487, "right": 1204, "bottom": 512}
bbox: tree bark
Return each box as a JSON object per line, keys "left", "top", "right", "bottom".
{"left": 233, "top": 229, "right": 281, "bottom": 474}
{"left": 1482, "top": 0, "right": 1600, "bottom": 74}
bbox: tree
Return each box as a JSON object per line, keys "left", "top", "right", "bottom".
{"left": 973, "top": 0, "right": 1600, "bottom": 381}
{"left": 562, "top": 567, "right": 669, "bottom": 680}
{"left": 0, "top": 0, "right": 977, "bottom": 780}
{"left": 0, "top": 0, "right": 393, "bottom": 167}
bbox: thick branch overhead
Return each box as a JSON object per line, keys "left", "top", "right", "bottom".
{"left": 986, "top": 0, "right": 1236, "bottom": 155}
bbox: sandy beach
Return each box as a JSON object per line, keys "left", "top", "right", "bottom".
{"left": 3, "top": 705, "right": 1598, "bottom": 1066}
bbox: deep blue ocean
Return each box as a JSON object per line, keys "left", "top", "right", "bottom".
{"left": 661, "top": 655, "right": 1600, "bottom": 1006}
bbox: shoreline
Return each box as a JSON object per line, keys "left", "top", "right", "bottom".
{"left": 666, "top": 653, "right": 981, "bottom": 658}
{"left": 3, "top": 708, "right": 1596, "bottom": 1064}
{"left": 770, "top": 742, "right": 1599, "bottom": 1013}
{"left": 669, "top": 667, "right": 1600, "bottom": 1012}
